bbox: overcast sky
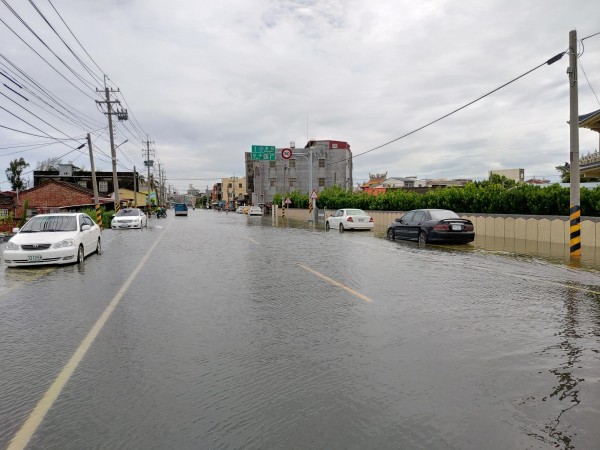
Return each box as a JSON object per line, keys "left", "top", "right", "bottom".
{"left": 1, "top": 0, "right": 600, "bottom": 192}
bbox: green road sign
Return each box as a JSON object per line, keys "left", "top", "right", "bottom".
{"left": 251, "top": 145, "right": 276, "bottom": 161}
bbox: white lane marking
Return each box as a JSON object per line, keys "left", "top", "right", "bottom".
{"left": 7, "top": 231, "right": 166, "bottom": 450}
{"left": 245, "top": 236, "right": 260, "bottom": 245}
{"left": 298, "top": 263, "right": 374, "bottom": 303}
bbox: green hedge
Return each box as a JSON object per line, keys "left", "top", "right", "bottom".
{"left": 276, "top": 183, "right": 600, "bottom": 217}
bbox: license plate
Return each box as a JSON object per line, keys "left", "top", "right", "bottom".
{"left": 28, "top": 255, "right": 42, "bottom": 261}
{"left": 358, "top": 218, "right": 365, "bottom": 222}
{"left": 451, "top": 224, "right": 462, "bottom": 231}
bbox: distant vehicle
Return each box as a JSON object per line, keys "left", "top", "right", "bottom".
{"left": 111, "top": 208, "right": 148, "bottom": 229}
{"left": 174, "top": 203, "right": 188, "bottom": 216}
{"left": 248, "top": 206, "right": 262, "bottom": 216}
{"left": 325, "top": 208, "right": 374, "bottom": 232}
{"left": 3, "top": 213, "right": 101, "bottom": 267}
{"left": 236, "top": 206, "right": 245, "bottom": 214}
{"left": 387, "top": 209, "right": 475, "bottom": 244}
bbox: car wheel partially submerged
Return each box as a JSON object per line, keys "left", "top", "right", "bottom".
{"left": 387, "top": 229, "right": 395, "bottom": 240}
{"left": 325, "top": 222, "right": 330, "bottom": 231}
{"left": 77, "top": 245, "right": 85, "bottom": 263}
{"left": 339, "top": 224, "right": 344, "bottom": 232}
{"left": 418, "top": 231, "right": 427, "bottom": 246}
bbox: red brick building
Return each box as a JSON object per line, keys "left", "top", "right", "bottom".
{"left": 14, "top": 180, "right": 113, "bottom": 217}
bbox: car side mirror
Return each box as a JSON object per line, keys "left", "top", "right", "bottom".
{"left": 81, "top": 224, "right": 91, "bottom": 231}
{"left": 395, "top": 218, "right": 402, "bottom": 223}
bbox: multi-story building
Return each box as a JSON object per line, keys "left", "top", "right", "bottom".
{"left": 246, "top": 140, "right": 352, "bottom": 205}
{"left": 221, "top": 176, "right": 247, "bottom": 208}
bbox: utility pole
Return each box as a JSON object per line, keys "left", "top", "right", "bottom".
{"left": 568, "top": 30, "right": 581, "bottom": 258}
{"left": 143, "top": 137, "right": 154, "bottom": 210}
{"left": 133, "top": 166, "right": 138, "bottom": 207}
{"left": 96, "top": 78, "right": 127, "bottom": 213}
{"left": 86, "top": 133, "right": 102, "bottom": 227}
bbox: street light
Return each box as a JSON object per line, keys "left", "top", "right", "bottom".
{"left": 115, "top": 139, "right": 128, "bottom": 149}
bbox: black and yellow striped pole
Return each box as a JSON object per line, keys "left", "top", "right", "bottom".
{"left": 87, "top": 133, "right": 103, "bottom": 229}
{"left": 282, "top": 202, "right": 286, "bottom": 220}
{"left": 568, "top": 30, "right": 581, "bottom": 259}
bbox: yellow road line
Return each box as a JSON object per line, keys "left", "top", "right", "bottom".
{"left": 7, "top": 231, "right": 166, "bottom": 450}
{"left": 298, "top": 263, "right": 373, "bottom": 303}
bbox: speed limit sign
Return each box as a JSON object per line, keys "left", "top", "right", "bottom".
{"left": 281, "top": 148, "right": 292, "bottom": 159}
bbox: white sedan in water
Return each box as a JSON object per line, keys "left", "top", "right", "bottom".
{"left": 111, "top": 208, "right": 148, "bottom": 229}
{"left": 325, "top": 208, "right": 374, "bottom": 232}
{"left": 2, "top": 213, "right": 102, "bottom": 267}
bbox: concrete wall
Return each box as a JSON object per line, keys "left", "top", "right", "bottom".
{"left": 277, "top": 208, "right": 600, "bottom": 247}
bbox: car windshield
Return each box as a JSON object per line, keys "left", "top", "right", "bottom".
{"left": 20, "top": 215, "right": 78, "bottom": 232}
{"left": 116, "top": 209, "right": 140, "bottom": 217}
{"left": 429, "top": 210, "right": 460, "bottom": 221}
{"left": 346, "top": 209, "right": 367, "bottom": 216}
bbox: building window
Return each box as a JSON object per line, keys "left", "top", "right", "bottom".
{"left": 289, "top": 178, "right": 295, "bottom": 187}
{"left": 0, "top": 209, "right": 8, "bottom": 218}
{"left": 78, "top": 181, "right": 87, "bottom": 188}
{"left": 318, "top": 178, "right": 325, "bottom": 187}
{"left": 238, "top": 183, "right": 242, "bottom": 189}
{"left": 99, "top": 181, "right": 108, "bottom": 192}
{"left": 270, "top": 178, "right": 276, "bottom": 187}
{"left": 289, "top": 159, "right": 296, "bottom": 168}
{"left": 228, "top": 183, "right": 232, "bottom": 189}
{"left": 319, "top": 159, "right": 325, "bottom": 168}
{"left": 269, "top": 161, "right": 276, "bottom": 168}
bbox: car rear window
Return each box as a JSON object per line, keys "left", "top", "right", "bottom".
{"left": 175, "top": 204, "right": 188, "bottom": 211}
{"left": 429, "top": 210, "right": 460, "bottom": 221}
{"left": 347, "top": 209, "right": 367, "bottom": 216}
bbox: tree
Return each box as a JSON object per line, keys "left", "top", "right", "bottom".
{"left": 36, "top": 158, "right": 61, "bottom": 171}
{"left": 5, "top": 157, "right": 30, "bottom": 190}
{"left": 555, "top": 162, "right": 570, "bottom": 183}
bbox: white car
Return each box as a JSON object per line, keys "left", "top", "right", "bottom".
{"left": 325, "top": 208, "right": 374, "bottom": 232}
{"left": 248, "top": 206, "right": 262, "bottom": 216}
{"left": 111, "top": 208, "right": 148, "bottom": 229}
{"left": 3, "top": 213, "right": 102, "bottom": 267}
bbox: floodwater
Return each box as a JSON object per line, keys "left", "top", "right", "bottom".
{"left": 0, "top": 210, "right": 599, "bottom": 449}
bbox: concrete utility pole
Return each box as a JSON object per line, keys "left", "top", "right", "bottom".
{"left": 133, "top": 166, "right": 138, "bottom": 207}
{"left": 568, "top": 29, "right": 581, "bottom": 258}
{"left": 143, "top": 137, "right": 154, "bottom": 210}
{"left": 96, "top": 79, "right": 127, "bottom": 213}
{"left": 86, "top": 133, "right": 101, "bottom": 226}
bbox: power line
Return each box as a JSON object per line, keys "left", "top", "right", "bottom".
{"left": 326, "top": 51, "right": 567, "bottom": 167}
{"left": 1, "top": 0, "right": 100, "bottom": 93}
{"left": 28, "top": 0, "right": 105, "bottom": 86}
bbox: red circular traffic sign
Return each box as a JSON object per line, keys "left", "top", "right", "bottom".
{"left": 281, "top": 148, "right": 292, "bottom": 159}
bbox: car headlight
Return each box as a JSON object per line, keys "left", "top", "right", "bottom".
{"left": 5, "top": 241, "right": 20, "bottom": 250}
{"left": 53, "top": 239, "right": 75, "bottom": 249}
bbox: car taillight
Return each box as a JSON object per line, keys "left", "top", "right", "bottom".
{"left": 465, "top": 224, "right": 474, "bottom": 231}
{"left": 433, "top": 224, "right": 449, "bottom": 231}
{"left": 347, "top": 217, "right": 354, "bottom": 222}
{"left": 369, "top": 217, "right": 374, "bottom": 222}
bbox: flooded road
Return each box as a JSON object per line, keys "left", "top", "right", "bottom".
{"left": 1, "top": 210, "right": 599, "bottom": 449}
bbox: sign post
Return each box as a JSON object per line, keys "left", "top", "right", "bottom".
{"left": 309, "top": 190, "right": 318, "bottom": 223}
